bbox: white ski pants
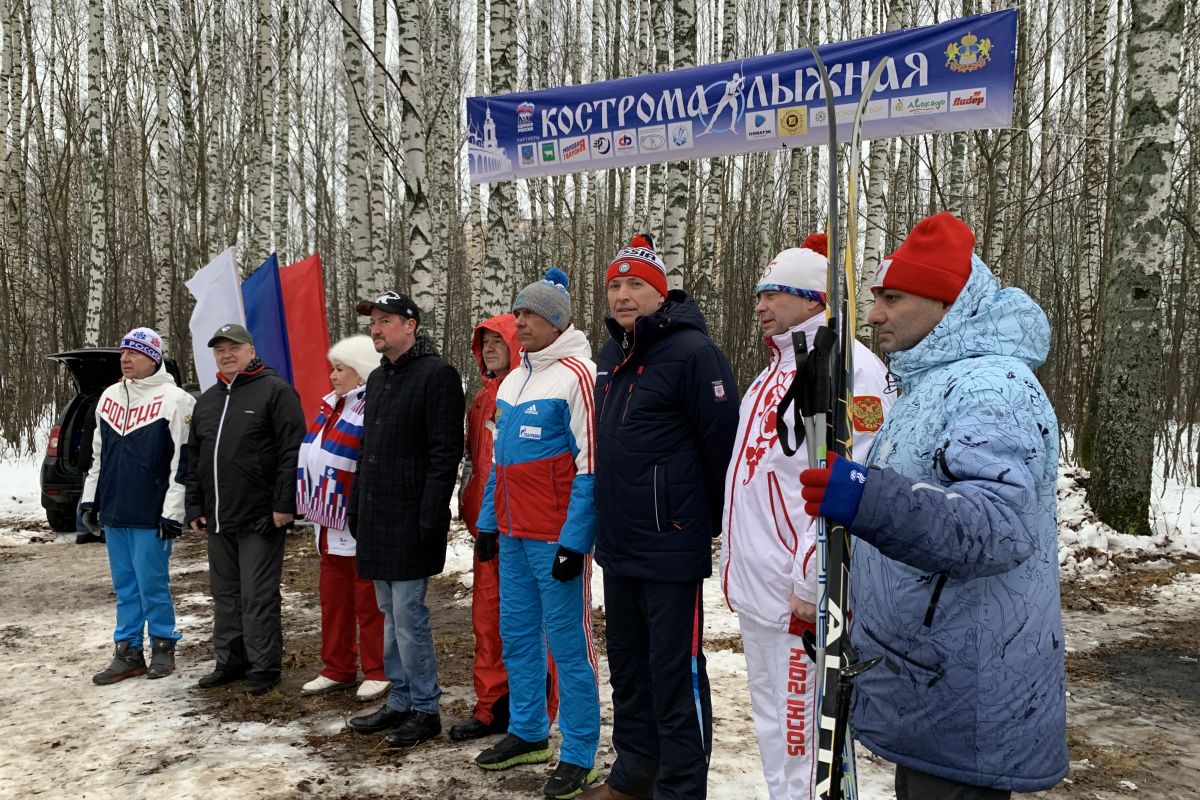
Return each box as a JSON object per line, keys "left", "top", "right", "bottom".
{"left": 740, "top": 615, "right": 817, "bottom": 800}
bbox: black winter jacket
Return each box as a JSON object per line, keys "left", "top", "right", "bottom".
{"left": 185, "top": 361, "right": 306, "bottom": 534}
{"left": 352, "top": 336, "right": 465, "bottom": 582}
{"left": 594, "top": 291, "right": 740, "bottom": 581}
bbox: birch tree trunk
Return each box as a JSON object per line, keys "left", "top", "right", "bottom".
{"left": 857, "top": 0, "right": 908, "bottom": 338}
{"left": 341, "top": 0, "right": 373, "bottom": 295}
{"left": 1088, "top": 0, "right": 1184, "bottom": 533}
{"left": 84, "top": 0, "right": 106, "bottom": 346}
{"left": 251, "top": 0, "right": 273, "bottom": 258}
{"left": 273, "top": 2, "right": 290, "bottom": 264}
{"left": 398, "top": 0, "right": 434, "bottom": 336}
{"left": 663, "top": 0, "right": 694, "bottom": 287}
{"left": 370, "top": 0, "right": 387, "bottom": 273}
{"left": 481, "top": 0, "right": 517, "bottom": 318}
{"left": 153, "top": 0, "right": 173, "bottom": 345}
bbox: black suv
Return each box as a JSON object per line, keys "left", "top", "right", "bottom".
{"left": 40, "top": 349, "right": 187, "bottom": 533}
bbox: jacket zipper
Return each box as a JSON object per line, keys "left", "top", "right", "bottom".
{"left": 621, "top": 367, "right": 644, "bottom": 425}
{"left": 653, "top": 465, "right": 661, "bottom": 530}
{"left": 922, "top": 574, "right": 948, "bottom": 627}
{"left": 212, "top": 378, "right": 235, "bottom": 533}
{"left": 861, "top": 623, "right": 945, "bottom": 686}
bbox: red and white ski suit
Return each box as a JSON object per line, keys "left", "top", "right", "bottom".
{"left": 720, "top": 313, "right": 891, "bottom": 800}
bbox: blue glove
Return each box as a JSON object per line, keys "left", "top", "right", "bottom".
{"left": 799, "top": 453, "right": 869, "bottom": 527}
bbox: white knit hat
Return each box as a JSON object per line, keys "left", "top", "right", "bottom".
{"left": 120, "top": 327, "right": 164, "bottom": 365}
{"left": 327, "top": 335, "right": 379, "bottom": 383}
{"left": 755, "top": 233, "right": 829, "bottom": 301}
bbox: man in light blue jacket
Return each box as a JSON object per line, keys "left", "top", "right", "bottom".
{"left": 800, "top": 212, "right": 1067, "bottom": 799}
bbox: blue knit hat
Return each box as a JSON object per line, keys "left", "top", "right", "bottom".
{"left": 514, "top": 268, "right": 572, "bottom": 331}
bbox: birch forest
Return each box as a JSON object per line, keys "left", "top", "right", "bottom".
{"left": 0, "top": 0, "right": 1196, "bottom": 533}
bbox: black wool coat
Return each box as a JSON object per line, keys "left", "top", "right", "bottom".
{"left": 352, "top": 336, "right": 465, "bottom": 582}
{"left": 593, "top": 291, "right": 740, "bottom": 582}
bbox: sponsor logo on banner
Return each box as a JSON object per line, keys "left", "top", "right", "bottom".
{"left": 668, "top": 121, "right": 694, "bottom": 150}
{"left": 540, "top": 141, "right": 558, "bottom": 163}
{"left": 560, "top": 136, "right": 589, "bottom": 162}
{"left": 945, "top": 32, "right": 992, "bottom": 73}
{"left": 591, "top": 132, "right": 614, "bottom": 158}
{"left": 778, "top": 106, "right": 808, "bottom": 136}
{"left": 615, "top": 129, "right": 638, "bottom": 155}
{"left": 746, "top": 111, "right": 776, "bottom": 140}
{"left": 891, "top": 92, "right": 949, "bottom": 116}
{"left": 810, "top": 101, "right": 888, "bottom": 128}
{"left": 517, "top": 102, "right": 535, "bottom": 134}
{"left": 638, "top": 126, "right": 668, "bottom": 153}
{"left": 519, "top": 143, "right": 537, "bottom": 166}
{"left": 949, "top": 88, "right": 988, "bottom": 111}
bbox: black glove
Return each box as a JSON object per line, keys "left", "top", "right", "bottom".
{"left": 551, "top": 546, "right": 585, "bottom": 582}
{"left": 158, "top": 519, "right": 183, "bottom": 540}
{"left": 80, "top": 506, "right": 101, "bottom": 535}
{"left": 475, "top": 531, "right": 499, "bottom": 562}
{"left": 346, "top": 513, "right": 357, "bottom": 538}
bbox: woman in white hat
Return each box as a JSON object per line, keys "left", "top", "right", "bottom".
{"left": 295, "top": 335, "right": 390, "bottom": 701}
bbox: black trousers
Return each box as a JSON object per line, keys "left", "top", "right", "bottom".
{"left": 207, "top": 526, "right": 286, "bottom": 681}
{"left": 895, "top": 764, "right": 1012, "bottom": 800}
{"left": 603, "top": 574, "right": 712, "bottom": 800}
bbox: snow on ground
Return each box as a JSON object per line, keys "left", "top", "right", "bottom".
{"left": 2, "top": 428, "right": 1199, "bottom": 798}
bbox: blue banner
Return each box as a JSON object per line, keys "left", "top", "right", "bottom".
{"left": 241, "top": 252, "right": 293, "bottom": 384}
{"left": 467, "top": 9, "right": 1016, "bottom": 184}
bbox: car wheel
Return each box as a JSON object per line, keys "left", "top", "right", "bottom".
{"left": 45, "top": 506, "right": 80, "bottom": 533}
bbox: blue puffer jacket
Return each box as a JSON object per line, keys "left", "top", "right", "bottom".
{"left": 848, "top": 256, "right": 1067, "bottom": 792}
{"left": 594, "top": 291, "right": 740, "bottom": 582}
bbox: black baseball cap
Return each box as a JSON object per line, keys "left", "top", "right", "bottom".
{"left": 357, "top": 291, "right": 421, "bottom": 325}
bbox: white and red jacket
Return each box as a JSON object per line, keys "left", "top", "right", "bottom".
{"left": 719, "top": 313, "right": 892, "bottom": 633}
{"left": 296, "top": 385, "right": 366, "bottom": 556}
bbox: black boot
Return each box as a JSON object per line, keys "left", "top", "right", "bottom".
{"left": 385, "top": 710, "right": 441, "bottom": 747}
{"left": 146, "top": 638, "right": 176, "bottom": 679}
{"left": 92, "top": 642, "right": 146, "bottom": 685}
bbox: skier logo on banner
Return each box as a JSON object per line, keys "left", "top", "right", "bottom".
{"left": 700, "top": 70, "right": 746, "bottom": 135}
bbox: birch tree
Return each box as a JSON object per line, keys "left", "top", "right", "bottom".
{"left": 153, "top": 0, "right": 173, "bottom": 345}
{"left": 342, "top": 0, "right": 373, "bottom": 295}
{"left": 662, "top": 0, "right": 695, "bottom": 286}
{"left": 481, "top": 0, "right": 518, "bottom": 318}
{"left": 84, "top": 0, "right": 105, "bottom": 346}
{"left": 398, "top": 0, "right": 434, "bottom": 336}
{"left": 251, "top": 0, "right": 274, "bottom": 258}
{"left": 1089, "top": 0, "right": 1185, "bottom": 533}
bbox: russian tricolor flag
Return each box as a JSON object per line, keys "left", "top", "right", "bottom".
{"left": 188, "top": 249, "right": 332, "bottom": 421}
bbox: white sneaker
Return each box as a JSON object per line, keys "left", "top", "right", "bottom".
{"left": 356, "top": 679, "right": 391, "bottom": 701}
{"left": 301, "top": 674, "right": 356, "bottom": 695}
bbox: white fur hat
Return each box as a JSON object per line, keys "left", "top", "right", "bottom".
{"left": 327, "top": 335, "right": 379, "bottom": 384}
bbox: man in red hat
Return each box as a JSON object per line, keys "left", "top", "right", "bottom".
{"left": 800, "top": 212, "right": 1067, "bottom": 799}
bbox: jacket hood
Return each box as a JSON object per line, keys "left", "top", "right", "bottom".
{"left": 887, "top": 255, "right": 1050, "bottom": 386}
{"left": 123, "top": 359, "right": 179, "bottom": 390}
{"left": 604, "top": 289, "right": 709, "bottom": 351}
{"left": 525, "top": 325, "right": 592, "bottom": 370}
{"left": 471, "top": 314, "right": 521, "bottom": 379}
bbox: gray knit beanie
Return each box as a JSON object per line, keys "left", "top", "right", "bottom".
{"left": 513, "top": 268, "right": 572, "bottom": 331}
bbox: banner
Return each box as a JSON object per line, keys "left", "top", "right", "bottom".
{"left": 280, "top": 254, "right": 332, "bottom": 422}
{"left": 242, "top": 253, "right": 294, "bottom": 384}
{"left": 467, "top": 9, "right": 1016, "bottom": 184}
{"left": 185, "top": 247, "right": 245, "bottom": 391}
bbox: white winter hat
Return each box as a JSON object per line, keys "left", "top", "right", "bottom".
{"left": 755, "top": 233, "right": 829, "bottom": 301}
{"left": 327, "top": 335, "right": 379, "bottom": 384}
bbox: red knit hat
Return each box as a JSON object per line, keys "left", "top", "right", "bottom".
{"left": 606, "top": 233, "right": 668, "bottom": 297}
{"left": 870, "top": 212, "right": 974, "bottom": 304}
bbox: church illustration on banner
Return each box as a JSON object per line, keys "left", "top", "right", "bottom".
{"left": 467, "top": 106, "right": 513, "bottom": 177}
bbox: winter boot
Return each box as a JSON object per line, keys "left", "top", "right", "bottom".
{"left": 146, "top": 638, "right": 176, "bottom": 679}
{"left": 92, "top": 642, "right": 147, "bottom": 685}
{"left": 543, "top": 762, "right": 600, "bottom": 799}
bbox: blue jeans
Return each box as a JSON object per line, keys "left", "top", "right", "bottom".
{"left": 104, "top": 526, "right": 180, "bottom": 649}
{"left": 374, "top": 579, "right": 441, "bottom": 714}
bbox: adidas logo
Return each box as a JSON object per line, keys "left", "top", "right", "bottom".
{"left": 524, "top": 405, "right": 539, "bottom": 415}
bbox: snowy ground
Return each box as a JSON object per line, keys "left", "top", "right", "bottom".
{"left": 1, "top": 441, "right": 1198, "bottom": 799}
